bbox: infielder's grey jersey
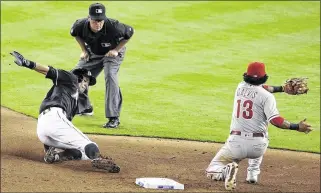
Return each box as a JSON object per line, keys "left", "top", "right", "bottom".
{"left": 229, "top": 81, "right": 279, "bottom": 133}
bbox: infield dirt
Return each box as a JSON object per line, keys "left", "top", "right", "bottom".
{"left": 1, "top": 107, "right": 320, "bottom": 192}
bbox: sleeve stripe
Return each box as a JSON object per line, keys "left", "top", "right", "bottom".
{"left": 268, "top": 114, "right": 279, "bottom": 122}
{"left": 55, "top": 70, "right": 58, "bottom": 85}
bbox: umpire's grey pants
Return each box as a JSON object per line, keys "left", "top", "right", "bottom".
{"left": 74, "top": 49, "right": 125, "bottom": 118}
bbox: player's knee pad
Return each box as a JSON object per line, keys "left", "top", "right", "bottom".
{"left": 84, "top": 143, "right": 100, "bottom": 159}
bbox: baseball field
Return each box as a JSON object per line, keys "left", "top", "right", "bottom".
{"left": 1, "top": 1, "right": 320, "bottom": 192}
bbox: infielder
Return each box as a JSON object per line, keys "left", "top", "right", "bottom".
{"left": 205, "top": 62, "right": 312, "bottom": 191}
{"left": 70, "top": 2, "right": 134, "bottom": 129}
{"left": 10, "top": 51, "right": 120, "bottom": 173}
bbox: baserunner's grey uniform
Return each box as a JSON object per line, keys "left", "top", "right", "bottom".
{"left": 70, "top": 17, "right": 134, "bottom": 118}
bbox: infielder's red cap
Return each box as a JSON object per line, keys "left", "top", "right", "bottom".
{"left": 246, "top": 62, "right": 266, "bottom": 78}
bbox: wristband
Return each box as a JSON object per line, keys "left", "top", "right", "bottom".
{"left": 289, "top": 123, "right": 299, "bottom": 130}
{"left": 272, "top": 86, "right": 283, "bottom": 93}
{"left": 25, "top": 60, "right": 36, "bottom": 69}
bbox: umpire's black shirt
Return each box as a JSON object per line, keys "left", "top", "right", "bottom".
{"left": 70, "top": 18, "right": 134, "bottom": 55}
{"left": 39, "top": 66, "right": 79, "bottom": 121}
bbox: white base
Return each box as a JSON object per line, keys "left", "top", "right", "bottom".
{"left": 135, "top": 177, "right": 184, "bottom": 190}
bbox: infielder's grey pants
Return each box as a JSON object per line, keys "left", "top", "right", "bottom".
{"left": 206, "top": 134, "right": 268, "bottom": 180}
{"left": 74, "top": 50, "right": 125, "bottom": 118}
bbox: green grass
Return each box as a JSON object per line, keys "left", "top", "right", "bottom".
{"left": 1, "top": 1, "right": 320, "bottom": 153}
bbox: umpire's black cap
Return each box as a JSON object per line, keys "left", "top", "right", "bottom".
{"left": 89, "top": 3, "right": 107, "bottom": 21}
{"left": 72, "top": 68, "right": 96, "bottom": 86}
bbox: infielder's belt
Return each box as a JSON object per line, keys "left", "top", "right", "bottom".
{"left": 230, "top": 130, "right": 264, "bottom": 138}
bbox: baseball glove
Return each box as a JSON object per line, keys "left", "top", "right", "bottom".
{"left": 283, "top": 77, "right": 309, "bottom": 95}
{"left": 91, "top": 155, "right": 120, "bottom": 173}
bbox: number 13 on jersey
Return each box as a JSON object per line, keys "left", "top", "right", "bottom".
{"left": 236, "top": 99, "right": 253, "bottom": 119}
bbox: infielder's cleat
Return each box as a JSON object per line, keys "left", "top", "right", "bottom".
{"left": 78, "top": 106, "right": 94, "bottom": 116}
{"left": 103, "top": 117, "right": 120, "bottom": 129}
{"left": 246, "top": 173, "right": 258, "bottom": 184}
{"left": 206, "top": 172, "right": 222, "bottom": 181}
{"left": 44, "top": 147, "right": 60, "bottom": 164}
{"left": 206, "top": 172, "right": 215, "bottom": 180}
{"left": 225, "top": 162, "right": 239, "bottom": 191}
{"left": 91, "top": 156, "right": 120, "bottom": 173}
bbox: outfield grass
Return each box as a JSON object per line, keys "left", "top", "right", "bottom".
{"left": 1, "top": 1, "right": 320, "bottom": 153}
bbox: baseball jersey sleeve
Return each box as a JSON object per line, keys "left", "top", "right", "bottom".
{"left": 264, "top": 94, "right": 279, "bottom": 121}
{"left": 46, "top": 66, "right": 77, "bottom": 86}
{"left": 114, "top": 21, "right": 134, "bottom": 40}
{"left": 70, "top": 19, "right": 84, "bottom": 37}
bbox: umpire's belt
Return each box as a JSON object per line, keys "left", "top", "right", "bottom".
{"left": 230, "top": 130, "right": 265, "bottom": 138}
{"left": 40, "top": 107, "right": 66, "bottom": 116}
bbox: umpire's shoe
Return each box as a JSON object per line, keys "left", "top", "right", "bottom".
{"left": 44, "top": 147, "right": 60, "bottom": 164}
{"left": 103, "top": 117, "right": 120, "bottom": 129}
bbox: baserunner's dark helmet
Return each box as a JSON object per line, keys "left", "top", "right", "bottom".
{"left": 72, "top": 68, "right": 96, "bottom": 86}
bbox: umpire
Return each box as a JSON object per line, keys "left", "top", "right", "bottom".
{"left": 70, "top": 2, "right": 134, "bottom": 128}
